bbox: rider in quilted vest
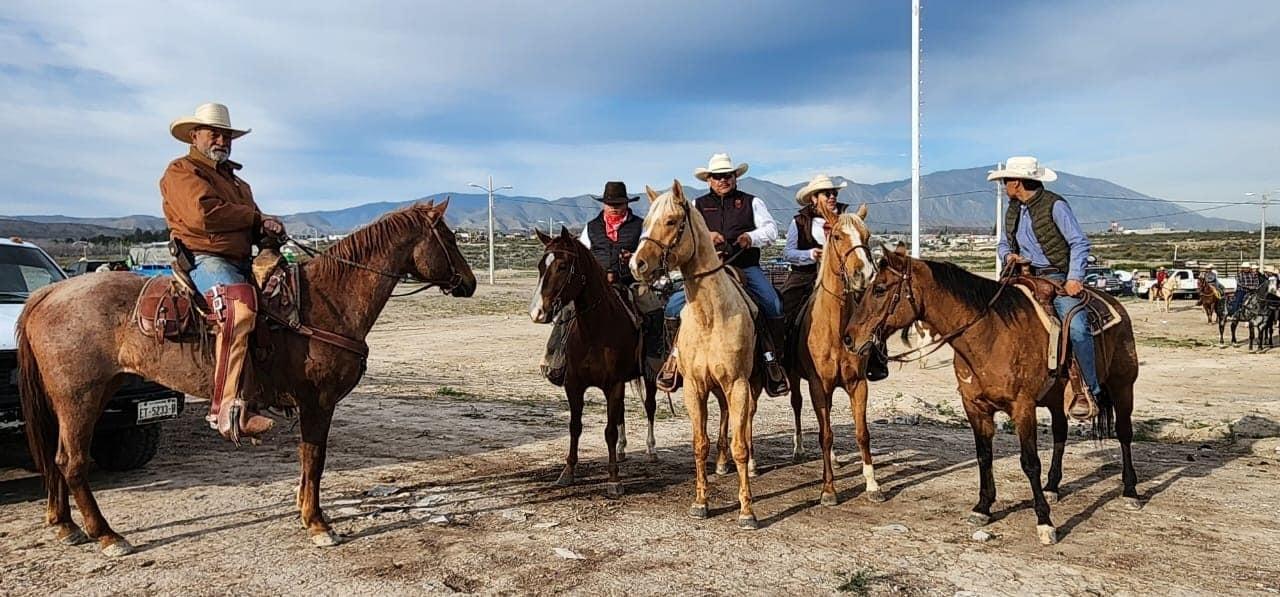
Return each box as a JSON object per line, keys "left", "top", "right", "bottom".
{"left": 992, "top": 156, "right": 1100, "bottom": 421}
{"left": 160, "top": 103, "right": 282, "bottom": 441}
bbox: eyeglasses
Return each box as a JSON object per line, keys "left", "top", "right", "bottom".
{"left": 819, "top": 190, "right": 839, "bottom": 198}
{"left": 708, "top": 172, "right": 736, "bottom": 181}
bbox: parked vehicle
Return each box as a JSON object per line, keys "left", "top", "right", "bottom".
{"left": 66, "top": 258, "right": 129, "bottom": 276}
{"left": 0, "top": 237, "right": 183, "bottom": 471}
{"left": 1135, "top": 268, "right": 1236, "bottom": 299}
{"left": 1084, "top": 265, "right": 1123, "bottom": 295}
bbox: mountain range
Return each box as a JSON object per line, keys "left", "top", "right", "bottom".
{"left": 1, "top": 166, "right": 1250, "bottom": 239}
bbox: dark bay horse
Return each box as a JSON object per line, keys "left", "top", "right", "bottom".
{"left": 845, "top": 252, "right": 1140, "bottom": 545}
{"left": 18, "top": 201, "right": 476, "bottom": 556}
{"left": 1220, "top": 279, "right": 1276, "bottom": 351}
{"left": 529, "top": 228, "right": 658, "bottom": 495}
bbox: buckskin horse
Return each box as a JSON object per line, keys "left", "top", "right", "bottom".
{"left": 17, "top": 201, "right": 475, "bottom": 556}
{"left": 845, "top": 252, "right": 1140, "bottom": 545}
{"left": 529, "top": 228, "right": 659, "bottom": 495}
{"left": 787, "top": 200, "right": 887, "bottom": 505}
{"left": 629, "top": 181, "right": 764, "bottom": 529}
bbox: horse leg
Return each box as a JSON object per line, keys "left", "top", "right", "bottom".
{"left": 616, "top": 414, "right": 627, "bottom": 463}
{"left": 684, "top": 380, "right": 711, "bottom": 519}
{"left": 1043, "top": 403, "right": 1068, "bottom": 503}
{"left": 848, "top": 378, "right": 884, "bottom": 503}
{"left": 557, "top": 386, "right": 586, "bottom": 486}
{"left": 962, "top": 400, "right": 997, "bottom": 526}
{"left": 603, "top": 383, "right": 625, "bottom": 497}
{"left": 1111, "top": 384, "right": 1142, "bottom": 510}
{"left": 728, "top": 380, "right": 757, "bottom": 529}
{"left": 297, "top": 404, "right": 338, "bottom": 547}
{"left": 46, "top": 470, "right": 88, "bottom": 545}
{"left": 57, "top": 413, "right": 131, "bottom": 556}
{"left": 1012, "top": 401, "right": 1056, "bottom": 545}
{"left": 789, "top": 372, "right": 805, "bottom": 463}
{"left": 809, "top": 378, "right": 837, "bottom": 506}
{"left": 713, "top": 388, "right": 731, "bottom": 476}
{"left": 643, "top": 378, "right": 658, "bottom": 462}
{"left": 745, "top": 388, "right": 758, "bottom": 478}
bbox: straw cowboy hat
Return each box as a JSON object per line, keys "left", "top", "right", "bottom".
{"left": 1266, "top": 265, "right": 1278, "bottom": 275}
{"left": 1240, "top": 262, "right": 1254, "bottom": 269}
{"left": 593, "top": 181, "right": 638, "bottom": 205}
{"left": 794, "top": 174, "right": 849, "bottom": 206}
{"left": 694, "top": 153, "right": 749, "bottom": 182}
{"left": 986, "top": 156, "right": 1058, "bottom": 182}
{"left": 169, "top": 102, "right": 251, "bottom": 144}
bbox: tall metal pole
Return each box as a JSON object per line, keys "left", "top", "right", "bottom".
{"left": 910, "top": 0, "right": 921, "bottom": 257}
{"left": 993, "top": 161, "right": 1003, "bottom": 277}
{"left": 1261, "top": 194, "right": 1267, "bottom": 269}
{"left": 470, "top": 177, "right": 513, "bottom": 285}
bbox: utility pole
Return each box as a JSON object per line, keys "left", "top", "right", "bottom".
{"left": 1246, "top": 190, "right": 1279, "bottom": 269}
{"left": 470, "top": 176, "right": 512, "bottom": 285}
{"left": 910, "top": 0, "right": 921, "bottom": 257}
{"left": 993, "top": 161, "right": 1003, "bottom": 277}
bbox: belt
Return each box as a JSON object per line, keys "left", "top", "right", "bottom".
{"left": 1031, "top": 266, "right": 1062, "bottom": 275}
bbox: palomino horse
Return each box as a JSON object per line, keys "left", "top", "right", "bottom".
{"left": 1220, "top": 278, "right": 1277, "bottom": 351}
{"left": 846, "top": 252, "right": 1140, "bottom": 545}
{"left": 1149, "top": 277, "right": 1175, "bottom": 312}
{"left": 18, "top": 201, "right": 476, "bottom": 556}
{"left": 787, "top": 201, "right": 885, "bottom": 505}
{"left": 629, "top": 180, "right": 764, "bottom": 529}
{"left": 1197, "top": 280, "right": 1223, "bottom": 324}
{"left": 529, "top": 228, "right": 659, "bottom": 495}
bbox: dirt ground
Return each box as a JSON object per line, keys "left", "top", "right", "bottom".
{"left": 2, "top": 274, "right": 1279, "bottom": 596}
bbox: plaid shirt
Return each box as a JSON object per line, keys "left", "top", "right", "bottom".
{"left": 1238, "top": 270, "right": 1262, "bottom": 290}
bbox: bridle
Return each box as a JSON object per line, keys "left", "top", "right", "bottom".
{"left": 537, "top": 245, "right": 601, "bottom": 324}
{"left": 636, "top": 197, "right": 740, "bottom": 283}
{"left": 284, "top": 215, "right": 466, "bottom": 298}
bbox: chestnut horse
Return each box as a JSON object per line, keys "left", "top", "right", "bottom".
{"left": 529, "top": 227, "right": 659, "bottom": 495}
{"left": 629, "top": 181, "right": 764, "bottom": 529}
{"left": 18, "top": 201, "right": 475, "bottom": 556}
{"left": 846, "top": 252, "right": 1140, "bottom": 545}
{"left": 1197, "top": 280, "right": 1223, "bottom": 324}
{"left": 787, "top": 201, "right": 885, "bottom": 505}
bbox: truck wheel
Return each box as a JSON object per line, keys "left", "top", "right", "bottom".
{"left": 91, "top": 425, "right": 162, "bottom": 471}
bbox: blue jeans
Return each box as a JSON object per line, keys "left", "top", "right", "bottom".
{"left": 664, "top": 264, "right": 783, "bottom": 320}
{"left": 1045, "top": 274, "right": 1101, "bottom": 396}
{"left": 190, "top": 254, "right": 251, "bottom": 294}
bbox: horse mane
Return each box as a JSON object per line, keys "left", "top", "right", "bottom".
{"left": 310, "top": 203, "right": 437, "bottom": 280}
{"left": 920, "top": 260, "right": 1024, "bottom": 323}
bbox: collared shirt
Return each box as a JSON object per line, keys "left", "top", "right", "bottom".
{"left": 783, "top": 217, "right": 827, "bottom": 265}
{"left": 997, "top": 195, "right": 1091, "bottom": 281}
{"left": 1239, "top": 270, "right": 1261, "bottom": 290}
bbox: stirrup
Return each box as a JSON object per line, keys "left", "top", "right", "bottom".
{"left": 656, "top": 357, "right": 682, "bottom": 392}
{"left": 763, "top": 362, "right": 790, "bottom": 397}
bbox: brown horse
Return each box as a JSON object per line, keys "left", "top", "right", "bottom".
{"left": 845, "top": 252, "right": 1140, "bottom": 545}
{"left": 787, "top": 201, "right": 884, "bottom": 505}
{"left": 1197, "top": 279, "right": 1223, "bottom": 323}
{"left": 630, "top": 181, "right": 764, "bottom": 529}
{"left": 529, "top": 227, "right": 658, "bottom": 495}
{"left": 17, "top": 201, "right": 476, "bottom": 556}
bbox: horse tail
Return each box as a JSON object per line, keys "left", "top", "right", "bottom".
{"left": 1092, "top": 389, "right": 1116, "bottom": 441}
{"left": 17, "top": 290, "right": 59, "bottom": 485}
{"left": 629, "top": 378, "right": 644, "bottom": 403}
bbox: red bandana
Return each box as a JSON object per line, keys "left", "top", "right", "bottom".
{"left": 603, "top": 210, "right": 628, "bottom": 242}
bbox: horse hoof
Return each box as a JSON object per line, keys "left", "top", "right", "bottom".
{"left": 1044, "top": 491, "right": 1060, "bottom": 504}
{"left": 606, "top": 482, "right": 625, "bottom": 498}
{"left": 311, "top": 530, "right": 341, "bottom": 548}
{"left": 737, "top": 515, "right": 759, "bottom": 530}
{"left": 792, "top": 452, "right": 805, "bottom": 464}
{"left": 747, "top": 468, "right": 758, "bottom": 479}
{"left": 688, "top": 504, "right": 709, "bottom": 519}
{"left": 1123, "top": 497, "right": 1144, "bottom": 511}
{"left": 646, "top": 452, "right": 659, "bottom": 463}
{"left": 967, "top": 512, "right": 991, "bottom": 526}
{"left": 617, "top": 452, "right": 628, "bottom": 463}
{"left": 1037, "top": 524, "right": 1058, "bottom": 546}
{"left": 820, "top": 492, "right": 839, "bottom": 507}
{"left": 58, "top": 527, "right": 90, "bottom": 546}
{"left": 865, "top": 490, "right": 887, "bottom": 503}
{"left": 715, "top": 463, "right": 730, "bottom": 476}
{"left": 100, "top": 538, "right": 134, "bottom": 558}
{"left": 555, "top": 471, "right": 574, "bottom": 487}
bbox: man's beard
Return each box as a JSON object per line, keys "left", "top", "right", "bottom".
{"left": 204, "top": 146, "right": 230, "bottom": 163}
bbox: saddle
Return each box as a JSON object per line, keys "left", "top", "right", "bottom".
{"left": 1010, "top": 276, "right": 1121, "bottom": 373}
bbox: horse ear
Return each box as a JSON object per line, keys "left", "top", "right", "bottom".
{"left": 855, "top": 202, "right": 868, "bottom": 220}
{"left": 535, "top": 229, "right": 553, "bottom": 246}
{"left": 671, "top": 180, "right": 686, "bottom": 205}
{"left": 435, "top": 196, "right": 450, "bottom": 214}
{"left": 559, "top": 226, "right": 572, "bottom": 240}
{"left": 422, "top": 199, "right": 436, "bottom": 210}
{"left": 645, "top": 185, "right": 659, "bottom": 202}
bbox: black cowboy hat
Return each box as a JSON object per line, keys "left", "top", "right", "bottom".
{"left": 593, "top": 181, "right": 639, "bottom": 205}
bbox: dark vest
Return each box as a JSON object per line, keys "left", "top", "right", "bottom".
{"left": 695, "top": 189, "right": 761, "bottom": 268}
{"left": 1004, "top": 189, "right": 1071, "bottom": 272}
{"left": 790, "top": 202, "right": 849, "bottom": 273}
{"left": 585, "top": 211, "right": 642, "bottom": 285}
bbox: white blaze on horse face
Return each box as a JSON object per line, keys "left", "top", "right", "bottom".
{"left": 529, "top": 252, "right": 556, "bottom": 321}
{"left": 841, "top": 216, "right": 875, "bottom": 286}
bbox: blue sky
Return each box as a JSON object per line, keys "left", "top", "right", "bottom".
{"left": 2, "top": 0, "right": 1278, "bottom": 221}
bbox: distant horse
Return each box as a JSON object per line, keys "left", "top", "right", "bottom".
{"left": 630, "top": 180, "right": 764, "bottom": 529}
{"left": 846, "top": 253, "right": 1140, "bottom": 546}
{"left": 1219, "top": 279, "right": 1277, "bottom": 352}
{"left": 1197, "top": 280, "right": 1223, "bottom": 324}
{"left": 1149, "top": 276, "right": 1175, "bottom": 312}
{"left": 787, "top": 201, "right": 884, "bottom": 505}
{"left": 529, "top": 228, "right": 659, "bottom": 495}
{"left": 18, "top": 201, "right": 476, "bottom": 556}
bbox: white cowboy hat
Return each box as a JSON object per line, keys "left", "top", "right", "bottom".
{"left": 169, "top": 102, "right": 251, "bottom": 144}
{"left": 1266, "top": 265, "right": 1278, "bottom": 275}
{"left": 794, "top": 174, "right": 849, "bottom": 206}
{"left": 986, "top": 156, "right": 1058, "bottom": 182}
{"left": 1241, "top": 262, "right": 1254, "bottom": 269}
{"left": 694, "top": 153, "right": 749, "bottom": 182}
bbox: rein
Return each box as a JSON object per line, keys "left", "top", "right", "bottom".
{"left": 283, "top": 217, "right": 465, "bottom": 297}
{"left": 539, "top": 247, "right": 605, "bottom": 325}
{"left": 636, "top": 199, "right": 746, "bottom": 284}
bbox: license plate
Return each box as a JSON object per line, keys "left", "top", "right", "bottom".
{"left": 137, "top": 397, "right": 179, "bottom": 423}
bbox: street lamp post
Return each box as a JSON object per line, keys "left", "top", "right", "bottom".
{"left": 1245, "top": 190, "right": 1280, "bottom": 269}
{"left": 470, "top": 176, "right": 513, "bottom": 285}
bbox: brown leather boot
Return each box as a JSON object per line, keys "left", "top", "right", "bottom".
{"left": 656, "top": 317, "right": 682, "bottom": 392}
{"left": 207, "top": 283, "right": 274, "bottom": 444}
{"left": 539, "top": 306, "right": 574, "bottom": 387}
{"left": 1065, "top": 361, "right": 1098, "bottom": 421}
{"left": 761, "top": 318, "right": 790, "bottom": 397}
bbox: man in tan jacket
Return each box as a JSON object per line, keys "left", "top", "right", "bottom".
{"left": 160, "top": 102, "right": 283, "bottom": 441}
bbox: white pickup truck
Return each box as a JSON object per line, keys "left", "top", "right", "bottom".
{"left": 1136, "top": 268, "right": 1236, "bottom": 299}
